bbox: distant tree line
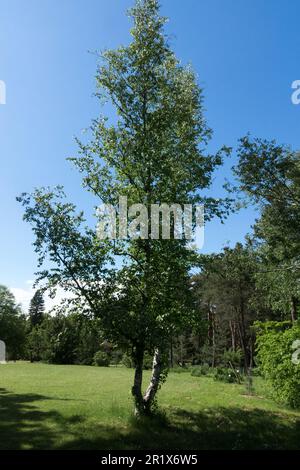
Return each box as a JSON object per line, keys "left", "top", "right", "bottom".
{"left": 1, "top": 249, "right": 298, "bottom": 372}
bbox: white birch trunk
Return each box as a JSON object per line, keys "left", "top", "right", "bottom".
{"left": 143, "top": 348, "right": 162, "bottom": 413}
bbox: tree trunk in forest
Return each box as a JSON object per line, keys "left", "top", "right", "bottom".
{"left": 211, "top": 308, "right": 216, "bottom": 368}
{"left": 143, "top": 348, "right": 162, "bottom": 414}
{"left": 208, "top": 305, "right": 216, "bottom": 367}
{"left": 170, "top": 337, "right": 174, "bottom": 368}
{"left": 238, "top": 296, "right": 250, "bottom": 371}
{"left": 249, "top": 335, "right": 254, "bottom": 369}
{"left": 290, "top": 296, "right": 297, "bottom": 323}
{"left": 212, "top": 318, "right": 216, "bottom": 368}
{"left": 237, "top": 321, "right": 248, "bottom": 371}
{"left": 229, "top": 320, "right": 236, "bottom": 351}
{"left": 179, "top": 335, "right": 184, "bottom": 365}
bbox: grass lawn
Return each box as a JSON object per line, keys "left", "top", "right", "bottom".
{"left": 0, "top": 362, "right": 300, "bottom": 450}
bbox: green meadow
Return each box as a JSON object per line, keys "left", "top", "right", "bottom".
{"left": 1, "top": 362, "right": 299, "bottom": 450}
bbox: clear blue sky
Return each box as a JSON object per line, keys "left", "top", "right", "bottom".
{"left": 1, "top": 0, "right": 300, "bottom": 296}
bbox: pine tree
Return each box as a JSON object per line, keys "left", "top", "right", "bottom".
{"left": 28, "top": 290, "right": 45, "bottom": 327}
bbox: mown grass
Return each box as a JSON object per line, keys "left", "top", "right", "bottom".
{"left": 0, "top": 362, "right": 300, "bottom": 450}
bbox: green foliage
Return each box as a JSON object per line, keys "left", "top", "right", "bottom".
{"left": 27, "top": 324, "right": 48, "bottom": 362}
{"left": 17, "top": 0, "right": 233, "bottom": 415}
{"left": 143, "top": 352, "right": 154, "bottom": 370}
{"left": 26, "top": 312, "right": 103, "bottom": 365}
{"left": 192, "top": 244, "right": 262, "bottom": 370}
{"left": 0, "top": 285, "right": 26, "bottom": 359}
{"left": 221, "top": 349, "right": 243, "bottom": 368}
{"left": 235, "top": 136, "right": 300, "bottom": 321}
{"left": 122, "top": 352, "right": 133, "bottom": 368}
{"left": 109, "top": 349, "right": 123, "bottom": 365}
{"left": 75, "top": 316, "right": 104, "bottom": 365}
{"left": 212, "top": 367, "right": 243, "bottom": 384}
{"left": 28, "top": 290, "right": 45, "bottom": 327}
{"left": 256, "top": 321, "right": 300, "bottom": 408}
{"left": 93, "top": 351, "right": 110, "bottom": 367}
{"left": 191, "top": 364, "right": 210, "bottom": 377}
{"left": 170, "top": 366, "right": 191, "bottom": 373}
{"left": 251, "top": 367, "right": 261, "bottom": 377}
{"left": 122, "top": 351, "right": 153, "bottom": 370}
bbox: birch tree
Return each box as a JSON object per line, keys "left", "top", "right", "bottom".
{"left": 18, "top": 0, "right": 230, "bottom": 415}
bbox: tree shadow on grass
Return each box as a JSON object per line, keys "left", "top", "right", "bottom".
{"left": 166, "top": 407, "right": 300, "bottom": 450}
{"left": 1, "top": 387, "right": 300, "bottom": 450}
{"left": 0, "top": 388, "right": 82, "bottom": 450}
{"left": 59, "top": 407, "right": 300, "bottom": 450}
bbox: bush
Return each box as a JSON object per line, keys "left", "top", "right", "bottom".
{"left": 122, "top": 353, "right": 133, "bottom": 368}
{"left": 121, "top": 352, "right": 153, "bottom": 369}
{"left": 171, "top": 366, "right": 190, "bottom": 373}
{"left": 251, "top": 367, "right": 261, "bottom": 377}
{"left": 93, "top": 351, "right": 110, "bottom": 367}
{"left": 191, "top": 364, "right": 210, "bottom": 377}
{"left": 143, "top": 352, "right": 153, "bottom": 370}
{"left": 212, "top": 367, "right": 243, "bottom": 384}
{"left": 110, "top": 349, "right": 123, "bottom": 365}
{"left": 221, "top": 349, "right": 243, "bottom": 368}
{"left": 255, "top": 320, "right": 300, "bottom": 408}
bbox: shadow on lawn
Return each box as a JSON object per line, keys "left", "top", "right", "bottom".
{"left": 1, "top": 387, "right": 300, "bottom": 450}
{"left": 0, "top": 387, "right": 79, "bottom": 450}
{"left": 59, "top": 407, "right": 300, "bottom": 451}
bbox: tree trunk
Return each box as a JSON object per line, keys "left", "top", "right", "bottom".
{"left": 290, "top": 296, "right": 297, "bottom": 323}
{"left": 238, "top": 296, "right": 250, "bottom": 371}
{"left": 170, "top": 337, "right": 174, "bottom": 368}
{"left": 212, "top": 318, "right": 216, "bottom": 368}
{"left": 249, "top": 334, "right": 254, "bottom": 369}
{"left": 143, "top": 348, "right": 162, "bottom": 414}
{"left": 229, "top": 320, "right": 236, "bottom": 351}
{"left": 131, "top": 346, "right": 144, "bottom": 416}
{"left": 237, "top": 318, "right": 249, "bottom": 371}
{"left": 131, "top": 347, "right": 164, "bottom": 416}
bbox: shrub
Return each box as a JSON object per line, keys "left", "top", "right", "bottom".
{"left": 121, "top": 351, "right": 153, "bottom": 369}
{"left": 93, "top": 351, "right": 110, "bottom": 367}
{"left": 255, "top": 320, "right": 300, "bottom": 408}
{"left": 143, "top": 352, "right": 153, "bottom": 370}
{"left": 191, "top": 364, "right": 210, "bottom": 377}
{"left": 212, "top": 367, "right": 243, "bottom": 384}
{"left": 122, "top": 353, "right": 133, "bottom": 368}
{"left": 110, "top": 349, "right": 123, "bottom": 365}
{"left": 251, "top": 367, "right": 261, "bottom": 377}
{"left": 221, "top": 349, "right": 243, "bottom": 368}
{"left": 171, "top": 366, "right": 190, "bottom": 373}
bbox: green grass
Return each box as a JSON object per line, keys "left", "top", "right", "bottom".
{"left": 0, "top": 362, "right": 300, "bottom": 450}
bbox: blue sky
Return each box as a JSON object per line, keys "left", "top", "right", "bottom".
{"left": 1, "top": 0, "right": 300, "bottom": 308}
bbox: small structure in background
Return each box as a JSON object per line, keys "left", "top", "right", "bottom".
{"left": 0, "top": 340, "right": 6, "bottom": 363}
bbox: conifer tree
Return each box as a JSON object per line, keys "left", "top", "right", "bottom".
{"left": 29, "top": 290, "right": 45, "bottom": 327}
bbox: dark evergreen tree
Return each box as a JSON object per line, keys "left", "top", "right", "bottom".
{"left": 28, "top": 290, "right": 45, "bottom": 327}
